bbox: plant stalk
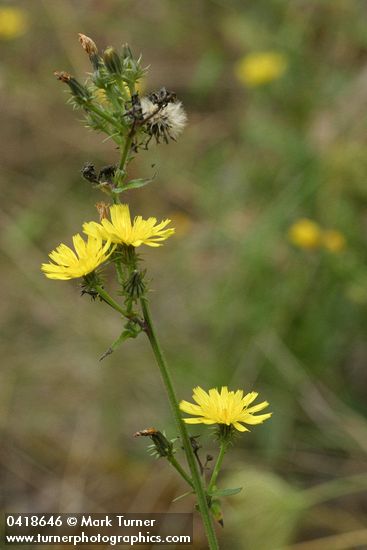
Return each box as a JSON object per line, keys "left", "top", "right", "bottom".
{"left": 168, "top": 456, "right": 194, "bottom": 489}
{"left": 140, "top": 297, "right": 219, "bottom": 550}
{"left": 118, "top": 133, "right": 134, "bottom": 173}
{"left": 87, "top": 102, "right": 119, "bottom": 128}
{"left": 95, "top": 284, "right": 127, "bottom": 316}
{"left": 207, "top": 442, "right": 228, "bottom": 494}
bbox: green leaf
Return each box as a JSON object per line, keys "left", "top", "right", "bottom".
{"left": 172, "top": 491, "right": 194, "bottom": 503}
{"left": 208, "top": 487, "right": 243, "bottom": 497}
{"left": 113, "top": 175, "right": 155, "bottom": 193}
{"left": 99, "top": 330, "right": 131, "bottom": 361}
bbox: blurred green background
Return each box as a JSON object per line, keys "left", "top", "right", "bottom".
{"left": 1, "top": 1, "right": 367, "bottom": 548}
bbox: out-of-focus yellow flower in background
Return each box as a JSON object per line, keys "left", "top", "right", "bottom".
{"left": 0, "top": 7, "right": 28, "bottom": 40}
{"left": 235, "top": 51, "right": 288, "bottom": 87}
{"left": 322, "top": 229, "right": 346, "bottom": 253}
{"left": 288, "top": 220, "right": 347, "bottom": 253}
{"left": 288, "top": 218, "right": 322, "bottom": 250}
{"left": 168, "top": 211, "right": 193, "bottom": 237}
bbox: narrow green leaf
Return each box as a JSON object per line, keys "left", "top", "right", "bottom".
{"left": 124, "top": 176, "right": 155, "bottom": 190}
{"left": 113, "top": 175, "right": 155, "bottom": 193}
{"left": 208, "top": 487, "right": 243, "bottom": 497}
{"left": 99, "top": 330, "right": 131, "bottom": 361}
{"left": 172, "top": 491, "right": 194, "bottom": 503}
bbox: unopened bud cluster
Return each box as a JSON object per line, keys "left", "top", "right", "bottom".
{"left": 54, "top": 34, "right": 186, "bottom": 194}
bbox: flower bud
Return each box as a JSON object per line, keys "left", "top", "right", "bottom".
{"left": 134, "top": 428, "right": 174, "bottom": 458}
{"left": 103, "top": 47, "right": 123, "bottom": 75}
{"left": 123, "top": 269, "right": 146, "bottom": 301}
{"left": 122, "top": 43, "right": 133, "bottom": 59}
{"left": 54, "top": 70, "right": 71, "bottom": 84}
{"left": 78, "top": 33, "right": 98, "bottom": 56}
{"left": 54, "top": 71, "right": 90, "bottom": 102}
{"left": 78, "top": 33, "right": 100, "bottom": 71}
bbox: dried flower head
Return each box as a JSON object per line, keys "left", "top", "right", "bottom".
{"left": 95, "top": 202, "right": 110, "bottom": 221}
{"left": 180, "top": 386, "right": 272, "bottom": 433}
{"left": 54, "top": 70, "right": 72, "bottom": 84}
{"left": 141, "top": 97, "right": 187, "bottom": 144}
{"left": 78, "top": 33, "right": 98, "bottom": 56}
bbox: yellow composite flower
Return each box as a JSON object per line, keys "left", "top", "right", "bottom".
{"left": 0, "top": 7, "right": 28, "bottom": 40}
{"left": 41, "top": 234, "right": 114, "bottom": 280}
{"left": 93, "top": 79, "right": 145, "bottom": 105}
{"left": 288, "top": 218, "right": 322, "bottom": 250}
{"left": 83, "top": 204, "right": 175, "bottom": 247}
{"left": 235, "top": 51, "right": 287, "bottom": 87}
{"left": 180, "top": 386, "right": 272, "bottom": 433}
{"left": 93, "top": 88, "right": 108, "bottom": 105}
{"left": 322, "top": 230, "right": 346, "bottom": 253}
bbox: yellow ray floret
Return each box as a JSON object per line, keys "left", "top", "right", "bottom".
{"left": 83, "top": 204, "right": 175, "bottom": 247}
{"left": 180, "top": 386, "right": 272, "bottom": 432}
{"left": 41, "top": 234, "right": 114, "bottom": 280}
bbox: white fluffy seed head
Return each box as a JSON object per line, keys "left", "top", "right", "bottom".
{"left": 140, "top": 97, "right": 187, "bottom": 142}
{"left": 140, "top": 97, "right": 157, "bottom": 117}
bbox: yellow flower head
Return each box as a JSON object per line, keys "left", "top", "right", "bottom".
{"left": 180, "top": 386, "right": 272, "bottom": 433}
{"left": 83, "top": 204, "right": 175, "bottom": 248}
{"left": 288, "top": 218, "right": 321, "bottom": 250}
{"left": 93, "top": 79, "right": 145, "bottom": 105}
{"left": 93, "top": 88, "right": 108, "bottom": 105}
{"left": 235, "top": 51, "right": 287, "bottom": 87}
{"left": 322, "top": 230, "right": 346, "bottom": 253}
{"left": 0, "top": 7, "right": 27, "bottom": 40}
{"left": 41, "top": 234, "right": 114, "bottom": 280}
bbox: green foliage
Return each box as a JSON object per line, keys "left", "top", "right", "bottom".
{"left": 224, "top": 468, "right": 307, "bottom": 549}
{"left": 208, "top": 487, "right": 242, "bottom": 497}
